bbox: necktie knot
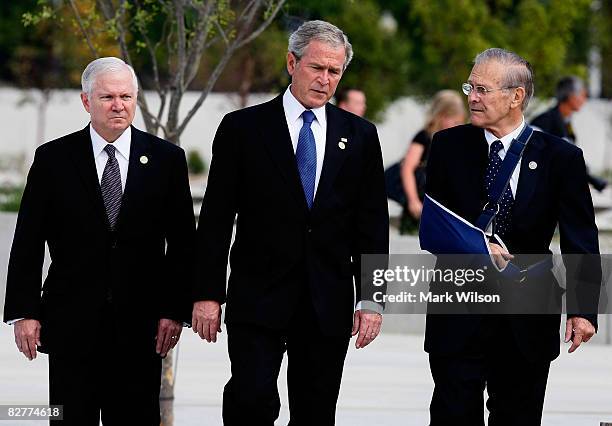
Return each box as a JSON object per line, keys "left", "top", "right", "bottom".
{"left": 104, "top": 144, "right": 117, "bottom": 158}
{"left": 490, "top": 140, "right": 503, "bottom": 156}
{"left": 302, "top": 110, "right": 315, "bottom": 126}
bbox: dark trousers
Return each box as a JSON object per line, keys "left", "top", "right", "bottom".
{"left": 48, "top": 312, "right": 162, "bottom": 425}
{"left": 222, "top": 298, "right": 351, "bottom": 426}
{"left": 429, "top": 318, "right": 551, "bottom": 426}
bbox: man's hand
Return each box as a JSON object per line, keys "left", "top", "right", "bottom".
{"left": 489, "top": 242, "right": 514, "bottom": 269}
{"left": 408, "top": 200, "right": 423, "bottom": 220}
{"left": 351, "top": 310, "right": 382, "bottom": 349}
{"left": 156, "top": 319, "right": 182, "bottom": 357}
{"left": 192, "top": 300, "right": 222, "bottom": 343}
{"left": 14, "top": 319, "right": 41, "bottom": 361}
{"left": 565, "top": 317, "right": 595, "bottom": 353}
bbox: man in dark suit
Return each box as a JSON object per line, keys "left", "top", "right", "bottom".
{"left": 192, "top": 20, "right": 389, "bottom": 425}
{"left": 531, "top": 76, "right": 607, "bottom": 191}
{"left": 3, "top": 57, "right": 195, "bottom": 425}
{"left": 424, "top": 48, "right": 600, "bottom": 425}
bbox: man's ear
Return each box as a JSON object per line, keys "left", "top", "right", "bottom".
{"left": 80, "top": 92, "right": 91, "bottom": 113}
{"left": 511, "top": 87, "right": 525, "bottom": 110}
{"left": 287, "top": 51, "right": 298, "bottom": 76}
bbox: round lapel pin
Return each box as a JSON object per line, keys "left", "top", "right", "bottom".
{"left": 528, "top": 161, "right": 537, "bottom": 170}
{"left": 338, "top": 142, "right": 346, "bottom": 150}
{"left": 140, "top": 155, "right": 149, "bottom": 164}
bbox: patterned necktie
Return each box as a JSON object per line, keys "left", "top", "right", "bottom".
{"left": 484, "top": 140, "right": 514, "bottom": 240}
{"left": 101, "top": 144, "right": 123, "bottom": 230}
{"left": 296, "top": 110, "right": 317, "bottom": 209}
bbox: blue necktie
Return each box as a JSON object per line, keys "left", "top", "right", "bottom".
{"left": 485, "top": 140, "right": 514, "bottom": 240}
{"left": 296, "top": 110, "right": 317, "bottom": 209}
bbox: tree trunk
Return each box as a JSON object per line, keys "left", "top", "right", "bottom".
{"left": 239, "top": 55, "right": 255, "bottom": 108}
{"left": 160, "top": 351, "right": 175, "bottom": 426}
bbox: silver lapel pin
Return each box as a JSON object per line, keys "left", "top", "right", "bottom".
{"left": 140, "top": 155, "right": 149, "bottom": 165}
{"left": 339, "top": 137, "right": 347, "bottom": 150}
{"left": 528, "top": 161, "right": 537, "bottom": 170}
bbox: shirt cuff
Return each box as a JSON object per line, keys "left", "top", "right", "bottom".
{"left": 6, "top": 318, "right": 24, "bottom": 325}
{"left": 355, "top": 301, "right": 384, "bottom": 315}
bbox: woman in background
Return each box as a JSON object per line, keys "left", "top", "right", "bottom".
{"left": 400, "top": 90, "right": 466, "bottom": 233}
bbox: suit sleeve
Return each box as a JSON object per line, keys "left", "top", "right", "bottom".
{"left": 353, "top": 123, "right": 389, "bottom": 312}
{"left": 3, "top": 148, "right": 50, "bottom": 322}
{"left": 558, "top": 148, "right": 601, "bottom": 329}
{"left": 194, "top": 115, "right": 240, "bottom": 304}
{"left": 161, "top": 147, "right": 196, "bottom": 323}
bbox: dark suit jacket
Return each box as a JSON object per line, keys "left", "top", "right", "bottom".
{"left": 424, "top": 124, "right": 600, "bottom": 361}
{"left": 3, "top": 125, "right": 195, "bottom": 354}
{"left": 531, "top": 105, "right": 573, "bottom": 142}
{"left": 194, "top": 94, "right": 389, "bottom": 336}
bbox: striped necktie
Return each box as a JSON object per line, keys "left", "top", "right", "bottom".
{"left": 100, "top": 144, "right": 123, "bottom": 230}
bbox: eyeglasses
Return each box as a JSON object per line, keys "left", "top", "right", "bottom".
{"left": 462, "top": 82, "right": 519, "bottom": 97}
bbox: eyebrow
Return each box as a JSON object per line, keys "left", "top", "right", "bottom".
{"left": 308, "top": 61, "right": 342, "bottom": 73}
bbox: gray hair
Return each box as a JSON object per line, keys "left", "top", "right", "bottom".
{"left": 474, "top": 48, "right": 534, "bottom": 110}
{"left": 556, "top": 76, "right": 585, "bottom": 103}
{"left": 288, "top": 20, "right": 353, "bottom": 71}
{"left": 81, "top": 57, "right": 138, "bottom": 96}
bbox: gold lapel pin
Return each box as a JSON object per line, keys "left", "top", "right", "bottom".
{"left": 140, "top": 155, "right": 149, "bottom": 165}
{"left": 528, "top": 161, "right": 537, "bottom": 170}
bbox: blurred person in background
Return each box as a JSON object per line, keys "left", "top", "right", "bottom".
{"left": 531, "top": 75, "right": 607, "bottom": 191}
{"left": 399, "top": 90, "right": 466, "bottom": 233}
{"left": 336, "top": 87, "right": 367, "bottom": 117}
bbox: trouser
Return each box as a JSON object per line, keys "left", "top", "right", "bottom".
{"left": 222, "top": 297, "right": 351, "bottom": 426}
{"left": 429, "top": 317, "right": 551, "bottom": 426}
{"left": 48, "top": 309, "right": 162, "bottom": 425}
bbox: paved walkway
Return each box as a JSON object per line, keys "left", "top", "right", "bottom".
{"left": 0, "top": 325, "right": 611, "bottom": 425}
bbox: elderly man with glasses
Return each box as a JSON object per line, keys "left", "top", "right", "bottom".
{"left": 423, "top": 48, "right": 600, "bottom": 425}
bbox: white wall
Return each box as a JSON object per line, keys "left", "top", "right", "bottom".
{"left": 1, "top": 88, "right": 611, "bottom": 180}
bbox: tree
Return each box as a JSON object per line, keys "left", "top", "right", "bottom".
{"left": 384, "top": 0, "right": 595, "bottom": 100}
{"left": 25, "top": 0, "right": 287, "bottom": 144}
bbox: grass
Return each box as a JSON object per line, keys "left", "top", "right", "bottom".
{"left": 0, "top": 186, "right": 23, "bottom": 212}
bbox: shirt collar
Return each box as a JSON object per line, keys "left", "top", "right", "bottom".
{"left": 282, "top": 86, "right": 327, "bottom": 126}
{"left": 90, "top": 124, "right": 131, "bottom": 161}
{"left": 484, "top": 116, "right": 526, "bottom": 153}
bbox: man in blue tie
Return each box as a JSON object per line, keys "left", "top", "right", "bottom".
{"left": 424, "top": 48, "right": 600, "bottom": 425}
{"left": 192, "top": 20, "right": 389, "bottom": 425}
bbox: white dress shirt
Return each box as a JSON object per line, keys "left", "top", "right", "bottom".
{"left": 282, "top": 86, "right": 327, "bottom": 196}
{"left": 90, "top": 125, "right": 131, "bottom": 191}
{"left": 483, "top": 117, "right": 526, "bottom": 196}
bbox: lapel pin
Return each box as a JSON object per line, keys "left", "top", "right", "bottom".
{"left": 339, "top": 137, "right": 347, "bottom": 150}
{"left": 528, "top": 161, "right": 537, "bottom": 170}
{"left": 140, "top": 155, "right": 149, "bottom": 165}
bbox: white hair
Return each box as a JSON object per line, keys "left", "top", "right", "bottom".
{"left": 474, "top": 48, "right": 534, "bottom": 111}
{"left": 81, "top": 57, "right": 138, "bottom": 96}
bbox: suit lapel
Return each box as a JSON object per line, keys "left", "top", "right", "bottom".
{"left": 259, "top": 95, "right": 310, "bottom": 211}
{"left": 116, "top": 126, "right": 150, "bottom": 232}
{"left": 67, "top": 125, "right": 110, "bottom": 229}
{"left": 312, "top": 104, "right": 350, "bottom": 210}
{"left": 513, "top": 132, "right": 545, "bottom": 220}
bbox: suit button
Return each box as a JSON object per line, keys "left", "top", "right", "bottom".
{"left": 308, "top": 228, "right": 312, "bottom": 233}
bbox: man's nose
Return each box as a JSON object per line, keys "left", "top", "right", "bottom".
{"left": 111, "top": 97, "right": 124, "bottom": 110}
{"left": 318, "top": 70, "right": 330, "bottom": 86}
{"left": 468, "top": 91, "right": 479, "bottom": 103}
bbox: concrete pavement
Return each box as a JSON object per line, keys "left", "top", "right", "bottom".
{"left": 1, "top": 325, "right": 611, "bottom": 425}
